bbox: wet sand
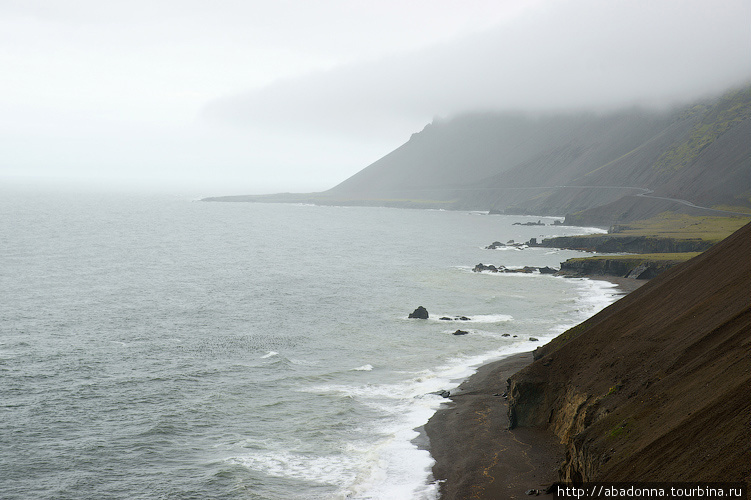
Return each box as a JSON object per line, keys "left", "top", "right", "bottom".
{"left": 424, "top": 276, "right": 644, "bottom": 499}
{"left": 424, "top": 352, "right": 562, "bottom": 499}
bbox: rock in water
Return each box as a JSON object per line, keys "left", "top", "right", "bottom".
{"left": 408, "top": 306, "right": 429, "bottom": 319}
{"left": 453, "top": 330, "right": 469, "bottom": 336}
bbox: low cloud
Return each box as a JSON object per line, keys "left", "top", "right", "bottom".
{"left": 204, "top": 0, "right": 751, "bottom": 138}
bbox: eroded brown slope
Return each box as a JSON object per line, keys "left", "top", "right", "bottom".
{"left": 508, "top": 221, "right": 751, "bottom": 484}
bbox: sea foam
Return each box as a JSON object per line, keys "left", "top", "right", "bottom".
{"left": 352, "top": 364, "right": 374, "bottom": 371}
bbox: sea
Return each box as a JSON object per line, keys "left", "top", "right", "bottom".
{"left": 0, "top": 187, "right": 621, "bottom": 500}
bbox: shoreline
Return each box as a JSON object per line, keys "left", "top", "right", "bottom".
{"left": 423, "top": 275, "right": 643, "bottom": 499}
{"left": 571, "top": 275, "right": 646, "bottom": 295}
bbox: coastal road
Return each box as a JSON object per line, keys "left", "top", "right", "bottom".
{"left": 454, "top": 184, "right": 751, "bottom": 216}
{"left": 632, "top": 189, "right": 751, "bottom": 216}
{"left": 547, "top": 185, "right": 751, "bottom": 217}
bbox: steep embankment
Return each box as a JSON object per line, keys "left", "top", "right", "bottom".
{"left": 557, "top": 254, "right": 701, "bottom": 280}
{"left": 507, "top": 221, "right": 751, "bottom": 484}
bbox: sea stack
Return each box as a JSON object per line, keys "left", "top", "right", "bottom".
{"left": 408, "top": 306, "right": 429, "bottom": 319}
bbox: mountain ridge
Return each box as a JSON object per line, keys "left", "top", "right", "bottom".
{"left": 203, "top": 84, "right": 751, "bottom": 226}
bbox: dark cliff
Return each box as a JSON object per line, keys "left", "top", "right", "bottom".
{"left": 557, "top": 256, "right": 696, "bottom": 280}
{"left": 536, "top": 234, "right": 713, "bottom": 253}
{"left": 507, "top": 221, "right": 751, "bottom": 483}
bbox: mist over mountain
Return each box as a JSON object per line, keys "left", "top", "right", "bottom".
{"left": 325, "top": 108, "right": 675, "bottom": 204}
{"left": 328, "top": 84, "right": 751, "bottom": 212}
{"left": 207, "top": 84, "right": 751, "bottom": 225}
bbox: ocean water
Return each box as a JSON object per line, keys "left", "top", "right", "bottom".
{"left": 0, "top": 188, "right": 620, "bottom": 500}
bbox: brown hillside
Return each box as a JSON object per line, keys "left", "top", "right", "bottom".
{"left": 508, "top": 221, "right": 751, "bottom": 484}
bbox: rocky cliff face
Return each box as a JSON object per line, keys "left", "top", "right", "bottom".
{"left": 536, "top": 234, "right": 713, "bottom": 253}
{"left": 507, "top": 222, "right": 751, "bottom": 484}
{"left": 558, "top": 257, "right": 686, "bottom": 279}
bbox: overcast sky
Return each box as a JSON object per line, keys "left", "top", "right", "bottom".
{"left": 2, "top": 0, "right": 750, "bottom": 195}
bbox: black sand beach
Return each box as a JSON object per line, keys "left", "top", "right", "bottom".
{"left": 425, "top": 277, "right": 645, "bottom": 499}
{"left": 425, "top": 351, "right": 562, "bottom": 499}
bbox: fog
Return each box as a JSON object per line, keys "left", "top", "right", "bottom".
{"left": 2, "top": 0, "right": 749, "bottom": 195}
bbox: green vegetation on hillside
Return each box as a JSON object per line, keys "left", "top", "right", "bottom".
{"left": 565, "top": 252, "right": 701, "bottom": 263}
{"left": 609, "top": 212, "right": 750, "bottom": 243}
{"left": 653, "top": 86, "right": 751, "bottom": 173}
{"left": 712, "top": 204, "right": 751, "bottom": 214}
{"left": 555, "top": 212, "right": 749, "bottom": 279}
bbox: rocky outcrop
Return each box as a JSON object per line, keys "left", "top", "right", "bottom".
{"left": 513, "top": 220, "right": 545, "bottom": 226}
{"left": 533, "top": 234, "right": 713, "bottom": 253}
{"left": 622, "top": 262, "right": 662, "bottom": 279}
{"left": 440, "top": 315, "right": 471, "bottom": 321}
{"left": 473, "top": 263, "right": 557, "bottom": 274}
{"left": 408, "top": 306, "right": 429, "bottom": 319}
{"left": 507, "top": 222, "right": 751, "bottom": 484}
{"left": 474, "top": 263, "right": 503, "bottom": 272}
{"left": 485, "top": 240, "right": 527, "bottom": 249}
{"left": 557, "top": 258, "right": 684, "bottom": 279}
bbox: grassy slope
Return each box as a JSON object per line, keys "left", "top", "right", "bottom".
{"left": 565, "top": 252, "right": 702, "bottom": 263}
{"left": 610, "top": 212, "right": 750, "bottom": 242}
{"left": 652, "top": 86, "right": 751, "bottom": 175}
{"left": 555, "top": 213, "right": 750, "bottom": 277}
